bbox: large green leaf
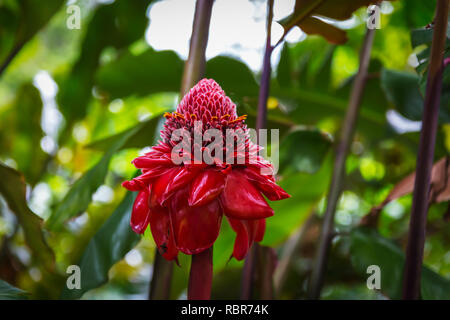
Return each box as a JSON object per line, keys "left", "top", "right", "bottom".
{"left": 272, "top": 42, "right": 389, "bottom": 141}
{"left": 408, "top": 19, "right": 450, "bottom": 124}
{"left": 0, "top": 163, "right": 54, "bottom": 271}
{"left": 46, "top": 124, "right": 141, "bottom": 230}
{"left": 95, "top": 48, "right": 184, "bottom": 99}
{"left": 205, "top": 55, "right": 259, "bottom": 101}
{"left": 0, "top": 83, "right": 47, "bottom": 185}
{"left": 0, "top": 280, "right": 28, "bottom": 300}
{"left": 60, "top": 191, "right": 140, "bottom": 299}
{"left": 205, "top": 55, "right": 293, "bottom": 136}
{"left": 86, "top": 114, "right": 164, "bottom": 152}
{"left": 277, "top": 43, "right": 293, "bottom": 88}
{"left": 279, "top": 126, "right": 332, "bottom": 174}
{"left": 390, "top": 0, "right": 436, "bottom": 29}
{"left": 261, "top": 156, "right": 332, "bottom": 246}
{"left": 350, "top": 227, "right": 450, "bottom": 299}
{"left": 57, "top": 0, "right": 154, "bottom": 127}
{"left": 0, "top": 0, "right": 64, "bottom": 71}
{"left": 381, "top": 69, "right": 424, "bottom": 121}
{"left": 47, "top": 109, "right": 165, "bottom": 231}
{"left": 381, "top": 69, "right": 450, "bottom": 123}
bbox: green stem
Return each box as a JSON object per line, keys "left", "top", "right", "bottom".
{"left": 402, "top": 0, "right": 449, "bottom": 300}
{"left": 180, "top": 0, "right": 214, "bottom": 96}
{"left": 307, "top": 25, "right": 376, "bottom": 299}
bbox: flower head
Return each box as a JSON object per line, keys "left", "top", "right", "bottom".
{"left": 123, "top": 79, "right": 290, "bottom": 261}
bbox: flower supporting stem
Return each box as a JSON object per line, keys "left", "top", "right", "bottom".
{"left": 402, "top": 0, "right": 449, "bottom": 300}
{"left": 149, "top": 0, "right": 213, "bottom": 300}
{"left": 241, "top": 0, "right": 274, "bottom": 300}
{"left": 180, "top": 0, "right": 214, "bottom": 95}
{"left": 307, "top": 25, "right": 376, "bottom": 299}
{"left": 188, "top": 247, "right": 213, "bottom": 300}
{"left": 149, "top": 251, "right": 174, "bottom": 299}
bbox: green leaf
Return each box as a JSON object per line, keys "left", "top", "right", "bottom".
{"left": 205, "top": 55, "right": 293, "bottom": 136}
{"left": 279, "top": 127, "right": 332, "bottom": 174}
{"left": 0, "top": 83, "right": 47, "bottom": 185}
{"left": 411, "top": 29, "right": 434, "bottom": 48}
{"left": 0, "top": 0, "right": 64, "bottom": 70}
{"left": 95, "top": 48, "right": 184, "bottom": 99}
{"left": 261, "top": 156, "right": 332, "bottom": 246}
{"left": 0, "top": 163, "right": 54, "bottom": 271}
{"left": 381, "top": 69, "right": 424, "bottom": 121}
{"left": 350, "top": 227, "right": 450, "bottom": 299}
{"left": 60, "top": 191, "right": 140, "bottom": 299}
{"left": 58, "top": 0, "right": 154, "bottom": 125}
{"left": 390, "top": 0, "right": 436, "bottom": 29}
{"left": 0, "top": 280, "right": 28, "bottom": 300}
{"left": 46, "top": 124, "right": 141, "bottom": 230}
{"left": 277, "top": 43, "right": 293, "bottom": 88}
{"left": 86, "top": 114, "right": 164, "bottom": 151}
{"left": 381, "top": 68, "right": 450, "bottom": 123}
{"left": 205, "top": 55, "right": 259, "bottom": 101}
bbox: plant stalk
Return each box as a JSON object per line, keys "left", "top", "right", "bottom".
{"left": 180, "top": 0, "right": 214, "bottom": 95}
{"left": 148, "top": 251, "right": 174, "bottom": 299}
{"left": 241, "top": 0, "right": 274, "bottom": 300}
{"left": 188, "top": 247, "right": 213, "bottom": 300}
{"left": 149, "top": 0, "right": 214, "bottom": 300}
{"left": 307, "top": 26, "right": 376, "bottom": 299}
{"left": 402, "top": 0, "right": 449, "bottom": 300}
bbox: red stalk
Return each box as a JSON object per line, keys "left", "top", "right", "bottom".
{"left": 402, "top": 0, "right": 449, "bottom": 300}
{"left": 188, "top": 247, "right": 213, "bottom": 300}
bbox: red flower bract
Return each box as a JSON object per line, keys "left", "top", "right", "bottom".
{"left": 123, "top": 79, "right": 290, "bottom": 261}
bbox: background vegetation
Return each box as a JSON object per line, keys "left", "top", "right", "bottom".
{"left": 0, "top": 0, "right": 449, "bottom": 299}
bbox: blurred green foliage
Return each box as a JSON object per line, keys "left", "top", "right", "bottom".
{"left": 0, "top": 0, "right": 448, "bottom": 300}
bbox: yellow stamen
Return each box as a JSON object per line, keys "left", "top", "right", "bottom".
{"left": 174, "top": 112, "right": 185, "bottom": 119}
{"left": 229, "top": 115, "right": 247, "bottom": 123}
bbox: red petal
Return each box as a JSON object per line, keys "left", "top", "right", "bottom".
{"left": 227, "top": 218, "right": 250, "bottom": 260}
{"left": 135, "top": 165, "right": 169, "bottom": 183}
{"left": 122, "top": 179, "right": 143, "bottom": 192}
{"left": 244, "top": 168, "right": 290, "bottom": 201}
{"left": 123, "top": 165, "right": 169, "bottom": 192}
{"left": 149, "top": 167, "right": 180, "bottom": 208}
{"left": 148, "top": 204, "right": 178, "bottom": 260}
{"left": 151, "top": 142, "right": 172, "bottom": 153}
{"left": 165, "top": 166, "right": 199, "bottom": 198}
{"left": 189, "top": 169, "right": 226, "bottom": 207}
{"left": 130, "top": 189, "right": 151, "bottom": 234}
{"left": 132, "top": 156, "right": 173, "bottom": 168}
{"left": 254, "top": 219, "right": 266, "bottom": 242}
{"left": 169, "top": 187, "right": 222, "bottom": 255}
{"left": 220, "top": 170, "right": 274, "bottom": 219}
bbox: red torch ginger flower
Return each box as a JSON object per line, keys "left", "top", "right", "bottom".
{"left": 123, "top": 79, "right": 290, "bottom": 261}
